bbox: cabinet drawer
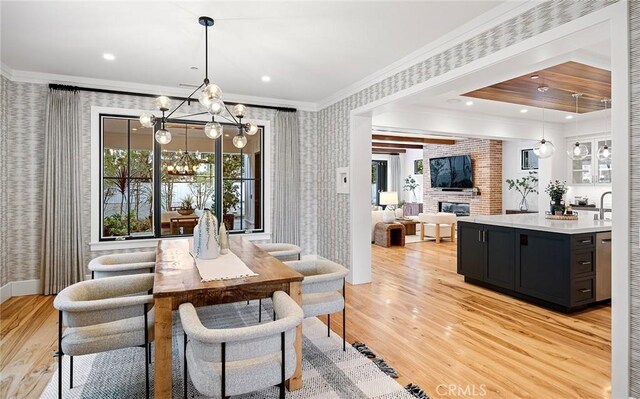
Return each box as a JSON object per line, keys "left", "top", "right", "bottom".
{"left": 572, "top": 278, "right": 595, "bottom": 304}
{"left": 571, "top": 234, "right": 594, "bottom": 249}
{"left": 572, "top": 251, "right": 595, "bottom": 275}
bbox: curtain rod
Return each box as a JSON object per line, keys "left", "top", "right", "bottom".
{"left": 48, "top": 84, "right": 297, "bottom": 112}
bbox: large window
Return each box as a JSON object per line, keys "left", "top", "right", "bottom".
{"left": 100, "top": 114, "right": 264, "bottom": 241}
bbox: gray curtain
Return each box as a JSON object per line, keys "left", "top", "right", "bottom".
{"left": 40, "top": 89, "right": 85, "bottom": 294}
{"left": 389, "top": 154, "right": 401, "bottom": 196}
{"left": 272, "top": 111, "right": 300, "bottom": 245}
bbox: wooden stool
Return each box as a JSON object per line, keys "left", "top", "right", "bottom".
{"left": 374, "top": 222, "right": 405, "bottom": 247}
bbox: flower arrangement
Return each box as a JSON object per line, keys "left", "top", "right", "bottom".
{"left": 506, "top": 171, "right": 538, "bottom": 210}
{"left": 545, "top": 180, "right": 567, "bottom": 202}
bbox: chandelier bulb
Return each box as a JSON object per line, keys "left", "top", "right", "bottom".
{"left": 204, "top": 122, "right": 223, "bottom": 139}
{"left": 233, "top": 104, "right": 247, "bottom": 118}
{"left": 207, "top": 98, "right": 225, "bottom": 115}
{"left": 139, "top": 113, "right": 156, "bottom": 128}
{"left": 155, "top": 129, "right": 172, "bottom": 145}
{"left": 233, "top": 134, "right": 248, "bottom": 149}
{"left": 245, "top": 122, "right": 258, "bottom": 135}
{"left": 155, "top": 96, "right": 173, "bottom": 112}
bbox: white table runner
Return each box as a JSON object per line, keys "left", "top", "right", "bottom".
{"left": 190, "top": 251, "right": 258, "bottom": 282}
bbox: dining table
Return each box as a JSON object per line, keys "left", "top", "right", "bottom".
{"left": 152, "top": 236, "right": 304, "bottom": 398}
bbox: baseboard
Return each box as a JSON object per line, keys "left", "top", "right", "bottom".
{"left": 0, "top": 279, "right": 43, "bottom": 304}
{"left": 12, "top": 279, "right": 42, "bottom": 296}
{"left": 0, "top": 283, "right": 11, "bottom": 304}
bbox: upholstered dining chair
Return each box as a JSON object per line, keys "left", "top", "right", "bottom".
{"left": 53, "top": 274, "right": 155, "bottom": 398}
{"left": 179, "top": 291, "right": 303, "bottom": 399}
{"left": 88, "top": 251, "right": 156, "bottom": 279}
{"left": 254, "top": 243, "right": 303, "bottom": 322}
{"left": 284, "top": 259, "right": 348, "bottom": 350}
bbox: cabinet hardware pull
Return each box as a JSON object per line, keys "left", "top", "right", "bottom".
{"left": 483, "top": 231, "right": 487, "bottom": 242}
{"left": 478, "top": 230, "right": 482, "bottom": 242}
{"left": 579, "top": 261, "right": 592, "bottom": 265}
{"left": 580, "top": 239, "right": 591, "bottom": 244}
{"left": 601, "top": 238, "right": 612, "bottom": 243}
{"left": 578, "top": 288, "right": 592, "bottom": 294}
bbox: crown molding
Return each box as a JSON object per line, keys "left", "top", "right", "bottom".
{"left": 316, "top": 0, "right": 541, "bottom": 110}
{"left": 4, "top": 68, "right": 318, "bottom": 112}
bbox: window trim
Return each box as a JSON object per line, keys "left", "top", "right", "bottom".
{"left": 90, "top": 106, "right": 272, "bottom": 251}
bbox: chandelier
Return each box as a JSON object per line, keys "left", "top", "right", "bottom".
{"left": 139, "top": 16, "right": 258, "bottom": 149}
{"left": 165, "top": 125, "right": 201, "bottom": 179}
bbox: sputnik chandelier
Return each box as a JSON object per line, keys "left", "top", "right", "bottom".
{"left": 139, "top": 16, "right": 258, "bottom": 149}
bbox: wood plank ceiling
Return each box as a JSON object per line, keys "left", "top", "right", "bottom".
{"left": 462, "top": 61, "right": 611, "bottom": 113}
{"left": 371, "top": 134, "right": 455, "bottom": 154}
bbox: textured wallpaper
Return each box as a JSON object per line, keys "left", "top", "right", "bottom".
{"left": 629, "top": 1, "right": 639, "bottom": 395}
{"left": 0, "top": 80, "right": 318, "bottom": 285}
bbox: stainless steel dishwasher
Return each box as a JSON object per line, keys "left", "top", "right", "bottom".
{"left": 596, "top": 231, "right": 612, "bottom": 301}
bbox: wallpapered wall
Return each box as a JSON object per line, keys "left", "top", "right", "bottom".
{"left": 629, "top": 2, "right": 639, "bottom": 395}
{"left": 0, "top": 75, "right": 318, "bottom": 286}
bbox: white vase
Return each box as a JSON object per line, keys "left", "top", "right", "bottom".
{"left": 395, "top": 208, "right": 404, "bottom": 219}
{"left": 193, "top": 211, "right": 220, "bottom": 259}
{"left": 382, "top": 209, "right": 395, "bottom": 223}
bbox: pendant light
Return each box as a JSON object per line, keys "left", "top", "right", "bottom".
{"left": 567, "top": 93, "right": 589, "bottom": 160}
{"left": 533, "top": 85, "right": 555, "bottom": 159}
{"left": 166, "top": 125, "right": 200, "bottom": 179}
{"left": 597, "top": 98, "right": 612, "bottom": 162}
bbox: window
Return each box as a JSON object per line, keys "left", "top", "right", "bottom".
{"left": 100, "top": 114, "right": 264, "bottom": 241}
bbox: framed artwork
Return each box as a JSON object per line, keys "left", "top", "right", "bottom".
{"left": 414, "top": 159, "right": 424, "bottom": 174}
{"left": 521, "top": 149, "right": 539, "bottom": 170}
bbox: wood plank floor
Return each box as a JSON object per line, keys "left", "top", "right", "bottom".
{"left": 0, "top": 241, "right": 611, "bottom": 399}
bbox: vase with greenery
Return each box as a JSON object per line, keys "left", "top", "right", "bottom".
{"left": 505, "top": 171, "right": 538, "bottom": 211}
{"left": 545, "top": 180, "right": 568, "bottom": 214}
{"left": 178, "top": 196, "right": 195, "bottom": 215}
{"left": 193, "top": 209, "right": 220, "bottom": 259}
{"left": 403, "top": 175, "right": 419, "bottom": 203}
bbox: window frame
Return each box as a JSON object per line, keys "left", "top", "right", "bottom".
{"left": 90, "top": 106, "right": 272, "bottom": 251}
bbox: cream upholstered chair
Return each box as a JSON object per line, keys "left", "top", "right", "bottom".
{"left": 88, "top": 251, "right": 156, "bottom": 279}
{"left": 418, "top": 212, "right": 457, "bottom": 243}
{"left": 254, "top": 243, "right": 302, "bottom": 321}
{"left": 255, "top": 243, "right": 302, "bottom": 262}
{"left": 179, "top": 291, "right": 303, "bottom": 399}
{"left": 284, "top": 259, "right": 348, "bottom": 350}
{"left": 53, "top": 274, "right": 155, "bottom": 398}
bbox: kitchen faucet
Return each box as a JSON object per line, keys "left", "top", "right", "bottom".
{"left": 599, "top": 191, "right": 612, "bottom": 220}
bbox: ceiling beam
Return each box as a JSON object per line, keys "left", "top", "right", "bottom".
{"left": 373, "top": 148, "right": 406, "bottom": 154}
{"left": 371, "top": 142, "right": 424, "bottom": 150}
{"left": 372, "top": 134, "right": 455, "bottom": 145}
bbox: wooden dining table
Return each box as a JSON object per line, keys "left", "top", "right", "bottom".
{"left": 153, "top": 237, "right": 304, "bottom": 398}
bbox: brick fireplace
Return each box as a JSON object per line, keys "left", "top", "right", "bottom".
{"left": 423, "top": 139, "right": 502, "bottom": 215}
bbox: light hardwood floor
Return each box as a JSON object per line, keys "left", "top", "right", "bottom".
{"left": 0, "top": 241, "right": 611, "bottom": 399}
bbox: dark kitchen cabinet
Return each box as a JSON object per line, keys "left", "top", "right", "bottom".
{"left": 458, "top": 221, "right": 600, "bottom": 312}
{"left": 457, "top": 222, "right": 515, "bottom": 290}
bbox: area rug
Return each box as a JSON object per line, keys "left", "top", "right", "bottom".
{"left": 41, "top": 300, "right": 415, "bottom": 398}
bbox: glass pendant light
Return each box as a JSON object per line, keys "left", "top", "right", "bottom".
{"left": 533, "top": 85, "right": 555, "bottom": 159}
{"left": 155, "top": 128, "right": 172, "bottom": 145}
{"left": 245, "top": 122, "right": 258, "bottom": 135}
{"left": 139, "top": 112, "right": 156, "bottom": 128}
{"left": 233, "top": 134, "right": 247, "bottom": 149}
{"left": 204, "top": 121, "right": 223, "bottom": 139}
{"left": 567, "top": 93, "right": 589, "bottom": 160}
{"left": 597, "top": 98, "right": 612, "bottom": 162}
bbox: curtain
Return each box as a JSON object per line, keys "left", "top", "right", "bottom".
{"left": 389, "top": 154, "right": 401, "bottom": 196}
{"left": 272, "top": 111, "right": 300, "bottom": 244}
{"left": 40, "top": 89, "right": 85, "bottom": 294}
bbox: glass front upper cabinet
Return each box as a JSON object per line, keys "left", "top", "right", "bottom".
{"left": 567, "top": 137, "right": 611, "bottom": 185}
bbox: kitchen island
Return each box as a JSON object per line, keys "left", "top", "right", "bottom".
{"left": 457, "top": 214, "right": 611, "bottom": 312}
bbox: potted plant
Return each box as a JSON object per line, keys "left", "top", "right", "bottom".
{"left": 178, "top": 196, "right": 194, "bottom": 215}
{"left": 222, "top": 181, "right": 240, "bottom": 230}
{"left": 403, "top": 175, "right": 420, "bottom": 203}
{"left": 505, "top": 171, "right": 538, "bottom": 211}
{"left": 545, "top": 180, "right": 568, "bottom": 214}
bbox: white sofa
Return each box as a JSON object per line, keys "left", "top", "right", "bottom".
{"left": 371, "top": 210, "right": 384, "bottom": 242}
{"left": 418, "top": 212, "right": 457, "bottom": 243}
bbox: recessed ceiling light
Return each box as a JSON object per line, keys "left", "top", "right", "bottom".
{"left": 190, "top": 66, "right": 199, "bottom": 70}
{"left": 530, "top": 74, "right": 539, "bottom": 80}
{"left": 465, "top": 101, "right": 473, "bottom": 106}
{"left": 261, "top": 75, "right": 271, "bottom": 82}
{"left": 566, "top": 115, "right": 574, "bottom": 120}
{"left": 224, "top": 134, "right": 230, "bottom": 137}
{"left": 520, "top": 109, "right": 528, "bottom": 113}
{"left": 103, "top": 53, "right": 115, "bottom": 61}
{"left": 132, "top": 128, "right": 137, "bottom": 131}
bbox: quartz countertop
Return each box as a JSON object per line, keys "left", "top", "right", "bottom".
{"left": 458, "top": 213, "right": 612, "bottom": 234}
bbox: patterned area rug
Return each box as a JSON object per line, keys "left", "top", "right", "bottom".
{"left": 41, "top": 300, "right": 414, "bottom": 398}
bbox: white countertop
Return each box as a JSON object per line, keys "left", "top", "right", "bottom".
{"left": 458, "top": 213, "right": 612, "bottom": 234}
